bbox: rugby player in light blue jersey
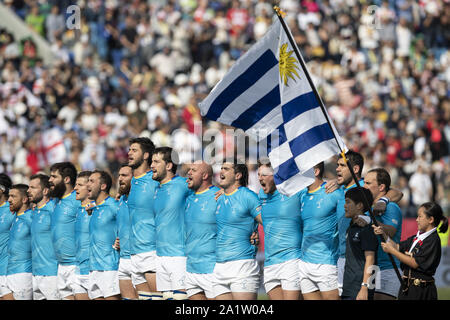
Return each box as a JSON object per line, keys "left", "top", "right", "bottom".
{"left": 127, "top": 137, "right": 161, "bottom": 300}
{"left": 114, "top": 164, "right": 138, "bottom": 300}
{"left": 364, "top": 168, "right": 403, "bottom": 300}
{"left": 28, "top": 174, "right": 59, "bottom": 300}
{"left": 49, "top": 161, "right": 79, "bottom": 300}
{"left": 329, "top": 150, "right": 402, "bottom": 295}
{"left": 214, "top": 160, "right": 262, "bottom": 300}
{"left": 0, "top": 173, "right": 14, "bottom": 300}
{"left": 87, "top": 170, "right": 120, "bottom": 300}
{"left": 73, "top": 171, "right": 93, "bottom": 300}
{"left": 4, "top": 184, "right": 33, "bottom": 300}
{"left": 184, "top": 161, "right": 219, "bottom": 300}
{"left": 151, "top": 147, "right": 191, "bottom": 300}
{"left": 258, "top": 161, "right": 303, "bottom": 300}
{"left": 299, "top": 162, "right": 343, "bottom": 300}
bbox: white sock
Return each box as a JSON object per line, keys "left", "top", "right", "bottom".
{"left": 173, "top": 290, "right": 188, "bottom": 300}
{"left": 137, "top": 291, "right": 152, "bottom": 300}
{"left": 151, "top": 292, "right": 163, "bottom": 300}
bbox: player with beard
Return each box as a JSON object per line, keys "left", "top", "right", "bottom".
{"left": 49, "top": 162, "right": 79, "bottom": 300}
{"left": 114, "top": 164, "right": 138, "bottom": 300}
{"left": 0, "top": 173, "right": 14, "bottom": 300}
{"left": 127, "top": 137, "right": 161, "bottom": 300}
{"left": 184, "top": 161, "right": 219, "bottom": 300}
{"left": 151, "top": 147, "right": 191, "bottom": 300}
{"left": 87, "top": 170, "right": 120, "bottom": 300}
{"left": 213, "top": 159, "right": 262, "bottom": 300}
{"left": 3, "top": 184, "right": 33, "bottom": 300}
{"left": 28, "top": 174, "right": 59, "bottom": 300}
{"left": 328, "top": 150, "right": 403, "bottom": 295}
{"left": 73, "top": 171, "right": 93, "bottom": 300}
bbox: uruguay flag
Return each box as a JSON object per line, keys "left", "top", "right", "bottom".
{"left": 199, "top": 18, "right": 346, "bottom": 196}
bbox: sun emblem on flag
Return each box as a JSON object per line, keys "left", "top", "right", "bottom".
{"left": 279, "top": 43, "right": 300, "bottom": 86}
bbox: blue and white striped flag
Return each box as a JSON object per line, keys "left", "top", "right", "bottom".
{"left": 199, "top": 18, "right": 347, "bottom": 196}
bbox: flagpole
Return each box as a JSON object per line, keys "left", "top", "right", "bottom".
{"left": 273, "top": 6, "right": 404, "bottom": 286}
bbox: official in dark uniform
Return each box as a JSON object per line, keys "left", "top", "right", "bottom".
{"left": 373, "top": 202, "right": 448, "bottom": 300}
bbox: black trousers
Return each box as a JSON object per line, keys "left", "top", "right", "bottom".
{"left": 398, "top": 283, "right": 438, "bottom": 300}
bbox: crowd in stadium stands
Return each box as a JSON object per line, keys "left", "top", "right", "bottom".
{"left": 0, "top": 0, "right": 448, "bottom": 218}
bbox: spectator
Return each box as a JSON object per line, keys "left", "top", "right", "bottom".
{"left": 0, "top": 0, "right": 447, "bottom": 219}
{"left": 25, "top": 5, "right": 45, "bottom": 37}
{"left": 45, "top": 5, "right": 65, "bottom": 43}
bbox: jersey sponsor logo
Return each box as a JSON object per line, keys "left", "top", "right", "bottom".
{"left": 316, "top": 198, "right": 324, "bottom": 209}
{"left": 352, "top": 231, "right": 360, "bottom": 242}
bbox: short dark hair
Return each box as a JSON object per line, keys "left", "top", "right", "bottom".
{"left": 30, "top": 174, "right": 50, "bottom": 190}
{"left": 77, "top": 171, "right": 92, "bottom": 180}
{"left": 92, "top": 170, "right": 112, "bottom": 193}
{"left": 368, "top": 168, "right": 391, "bottom": 191}
{"left": 314, "top": 161, "right": 325, "bottom": 179}
{"left": 154, "top": 146, "right": 178, "bottom": 174}
{"left": 225, "top": 158, "right": 249, "bottom": 187}
{"left": 50, "top": 162, "right": 77, "bottom": 187}
{"left": 340, "top": 150, "right": 364, "bottom": 177}
{"left": 0, "top": 173, "right": 12, "bottom": 196}
{"left": 120, "top": 163, "right": 132, "bottom": 169}
{"left": 345, "top": 187, "right": 374, "bottom": 213}
{"left": 129, "top": 137, "right": 155, "bottom": 165}
{"left": 10, "top": 184, "right": 29, "bottom": 198}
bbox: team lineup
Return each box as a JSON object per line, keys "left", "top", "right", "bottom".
{"left": 0, "top": 137, "right": 447, "bottom": 300}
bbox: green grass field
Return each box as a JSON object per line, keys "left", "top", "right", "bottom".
{"left": 438, "top": 288, "right": 450, "bottom": 300}
{"left": 257, "top": 288, "right": 450, "bottom": 300}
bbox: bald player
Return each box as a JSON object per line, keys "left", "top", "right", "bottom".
{"left": 184, "top": 161, "right": 219, "bottom": 300}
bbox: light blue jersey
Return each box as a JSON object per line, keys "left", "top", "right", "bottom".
{"left": 127, "top": 171, "right": 159, "bottom": 255}
{"left": 89, "top": 197, "right": 119, "bottom": 271}
{"left": 75, "top": 202, "right": 92, "bottom": 275}
{"left": 0, "top": 202, "right": 14, "bottom": 276}
{"left": 185, "top": 185, "right": 219, "bottom": 274}
{"left": 337, "top": 180, "right": 364, "bottom": 258}
{"left": 31, "top": 200, "right": 58, "bottom": 276}
{"left": 7, "top": 209, "right": 33, "bottom": 275}
{"left": 215, "top": 187, "right": 261, "bottom": 263}
{"left": 300, "top": 183, "right": 343, "bottom": 265}
{"left": 376, "top": 202, "right": 402, "bottom": 270}
{"left": 153, "top": 176, "right": 191, "bottom": 257}
{"left": 117, "top": 195, "right": 131, "bottom": 259}
{"left": 51, "top": 191, "right": 79, "bottom": 265}
{"left": 259, "top": 189, "right": 303, "bottom": 267}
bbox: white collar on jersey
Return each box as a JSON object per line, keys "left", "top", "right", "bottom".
{"left": 408, "top": 227, "right": 437, "bottom": 253}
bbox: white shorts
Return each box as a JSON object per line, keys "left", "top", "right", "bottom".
{"left": 156, "top": 256, "right": 187, "bottom": 292}
{"left": 118, "top": 258, "right": 134, "bottom": 281}
{"left": 213, "top": 259, "right": 260, "bottom": 296}
{"left": 375, "top": 268, "right": 402, "bottom": 298}
{"left": 0, "top": 275, "right": 11, "bottom": 297}
{"left": 73, "top": 273, "right": 89, "bottom": 295}
{"left": 264, "top": 259, "right": 302, "bottom": 293}
{"left": 6, "top": 273, "right": 33, "bottom": 300}
{"left": 88, "top": 270, "right": 120, "bottom": 299}
{"left": 298, "top": 259, "right": 338, "bottom": 294}
{"left": 184, "top": 272, "right": 216, "bottom": 299}
{"left": 337, "top": 257, "right": 345, "bottom": 296}
{"left": 130, "top": 251, "right": 157, "bottom": 285}
{"left": 32, "top": 275, "right": 60, "bottom": 300}
{"left": 57, "top": 264, "right": 77, "bottom": 299}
